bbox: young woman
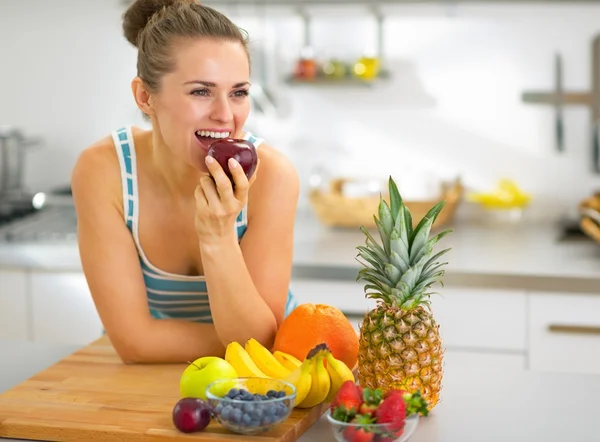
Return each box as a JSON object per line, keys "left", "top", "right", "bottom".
{"left": 71, "top": 0, "right": 299, "bottom": 364}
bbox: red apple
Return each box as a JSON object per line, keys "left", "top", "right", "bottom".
{"left": 207, "top": 138, "right": 258, "bottom": 185}
{"left": 172, "top": 397, "right": 212, "bottom": 433}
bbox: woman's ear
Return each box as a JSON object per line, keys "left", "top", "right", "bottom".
{"left": 131, "top": 77, "right": 155, "bottom": 117}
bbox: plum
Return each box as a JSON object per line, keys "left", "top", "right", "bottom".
{"left": 172, "top": 397, "right": 212, "bottom": 433}
{"left": 207, "top": 138, "right": 258, "bottom": 185}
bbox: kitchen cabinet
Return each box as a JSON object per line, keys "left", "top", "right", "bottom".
{"left": 0, "top": 270, "right": 29, "bottom": 340}
{"left": 291, "top": 278, "right": 528, "bottom": 353}
{"left": 528, "top": 291, "right": 600, "bottom": 375}
{"left": 30, "top": 272, "right": 103, "bottom": 345}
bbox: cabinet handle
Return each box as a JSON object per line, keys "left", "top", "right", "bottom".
{"left": 548, "top": 324, "right": 600, "bottom": 335}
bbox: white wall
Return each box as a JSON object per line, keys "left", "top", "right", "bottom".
{"left": 2, "top": 0, "right": 600, "bottom": 220}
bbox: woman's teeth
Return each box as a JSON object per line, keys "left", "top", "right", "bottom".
{"left": 196, "top": 130, "right": 230, "bottom": 139}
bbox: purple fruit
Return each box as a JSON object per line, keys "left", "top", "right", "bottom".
{"left": 172, "top": 397, "right": 212, "bottom": 433}
{"left": 207, "top": 138, "right": 258, "bottom": 184}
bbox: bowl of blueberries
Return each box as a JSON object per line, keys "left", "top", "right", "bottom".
{"left": 205, "top": 377, "right": 296, "bottom": 435}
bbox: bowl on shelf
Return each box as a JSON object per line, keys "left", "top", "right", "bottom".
{"left": 205, "top": 377, "right": 296, "bottom": 435}
{"left": 326, "top": 409, "right": 420, "bottom": 442}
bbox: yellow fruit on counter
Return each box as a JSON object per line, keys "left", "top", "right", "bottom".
{"left": 244, "top": 338, "right": 291, "bottom": 379}
{"left": 283, "top": 357, "right": 314, "bottom": 406}
{"left": 273, "top": 351, "right": 302, "bottom": 371}
{"left": 324, "top": 351, "right": 355, "bottom": 402}
{"left": 225, "top": 341, "right": 269, "bottom": 378}
{"left": 296, "top": 347, "right": 331, "bottom": 408}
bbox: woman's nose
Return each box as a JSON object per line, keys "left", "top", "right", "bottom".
{"left": 210, "top": 96, "right": 233, "bottom": 123}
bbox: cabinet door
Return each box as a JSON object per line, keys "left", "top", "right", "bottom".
{"left": 529, "top": 292, "right": 600, "bottom": 375}
{"left": 0, "top": 270, "right": 29, "bottom": 340}
{"left": 422, "top": 287, "right": 527, "bottom": 352}
{"left": 30, "top": 272, "right": 104, "bottom": 345}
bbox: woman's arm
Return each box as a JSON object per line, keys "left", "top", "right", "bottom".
{"left": 198, "top": 146, "right": 299, "bottom": 349}
{"left": 72, "top": 143, "right": 224, "bottom": 364}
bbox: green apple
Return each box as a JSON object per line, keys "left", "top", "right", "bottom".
{"left": 179, "top": 356, "right": 238, "bottom": 400}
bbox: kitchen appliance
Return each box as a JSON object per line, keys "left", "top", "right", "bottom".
{"left": 0, "top": 126, "right": 42, "bottom": 221}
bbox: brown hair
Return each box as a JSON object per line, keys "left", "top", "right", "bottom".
{"left": 122, "top": 0, "right": 249, "bottom": 94}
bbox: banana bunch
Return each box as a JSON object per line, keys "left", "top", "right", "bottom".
{"left": 284, "top": 343, "right": 355, "bottom": 409}
{"left": 224, "top": 339, "right": 355, "bottom": 409}
{"left": 468, "top": 178, "right": 531, "bottom": 209}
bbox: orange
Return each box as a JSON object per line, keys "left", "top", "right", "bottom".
{"left": 272, "top": 303, "right": 358, "bottom": 369}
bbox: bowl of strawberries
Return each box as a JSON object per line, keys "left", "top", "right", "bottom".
{"left": 326, "top": 381, "right": 428, "bottom": 442}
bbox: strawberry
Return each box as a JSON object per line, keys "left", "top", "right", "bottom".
{"left": 330, "top": 380, "right": 363, "bottom": 422}
{"left": 342, "top": 414, "right": 375, "bottom": 442}
{"left": 375, "top": 393, "right": 406, "bottom": 433}
{"left": 358, "top": 387, "right": 383, "bottom": 418}
{"left": 384, "top": 389, "right": 429, "bottom": 416}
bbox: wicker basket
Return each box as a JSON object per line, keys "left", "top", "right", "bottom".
{"left": 309, "top": 177, "right": 463, "bottom": 229}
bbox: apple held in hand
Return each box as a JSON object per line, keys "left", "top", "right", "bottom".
{"left": 207, "top": 138, "right": 258, "bottom": 184}
{"left": 180, "top": 356, "right": 238, "bottom": 400}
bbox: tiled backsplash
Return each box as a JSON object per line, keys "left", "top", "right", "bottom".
{"left": 2, "top": 1, "right": 600, "bottom": 219}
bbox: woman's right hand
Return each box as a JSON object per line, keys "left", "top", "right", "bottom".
{"left": 194, "top": 156, "right": 259, "bottom": 245}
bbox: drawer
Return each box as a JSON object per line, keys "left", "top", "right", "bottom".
{"left": 529, "top": 292, "right": 600, "bottom": 375}
{"left": 291, "top": 279, "right": 527, "bottom": 352}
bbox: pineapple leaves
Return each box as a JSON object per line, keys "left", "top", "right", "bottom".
{"left": 378, "top": 197, "right": 394, "bottom": 235}
{"left": 390, "top": 250, "right": 409, "bottom": 274}
{"left": 375, "top": 217, "right": 391, "bottom": 256}
{"left": 397, "top": 260, "right": 425, "bottom": 293}
{"left": 403, "top": 206, "right": 413, "bottom": 240}
{"left": 359, "top": 226, "right": 389, "bottom": 263}
{"left": 356, "top": 245, "right": 387, "bottom": 272}
{"left": 411, "top": 228, "right": 453, "bottom": 265}
{"left": 357, "top": 268, "right": 394, "bottom": 288}
{"left": 384, "top": 263, "right": 402, "bottom": 285}
{"left": 411, "top": 201, "right": 446, "bottom": 244}
{"left": 388, "top": 176, "right": 403, "bottom": 222}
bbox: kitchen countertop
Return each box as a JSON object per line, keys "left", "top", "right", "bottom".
{"left": 1, "top": 338, "right": 598, "bottom": 442}
{"left": 1, "top": 209, "right": 600, "bottom": 293}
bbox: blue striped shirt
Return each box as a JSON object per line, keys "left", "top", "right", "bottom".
{"left": 112, "top": 126, "right": 298, "bottom": 324}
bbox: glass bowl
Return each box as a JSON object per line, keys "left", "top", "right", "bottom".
{"left": 205, "top": 377, "right": 296, "bottom": 435}
{"left": 326, "top": 409, "right": 419, "bottom": 442}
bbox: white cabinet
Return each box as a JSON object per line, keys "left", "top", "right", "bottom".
{"left": 30, "top": 272, "right": 104, "bottom": 345}
{"left": 528, "top": 292, "right": 600, "bottom": 375}
{"left": 0, "top": 270, "right": 29, "bottom": 340}
{"left": 290, "top": 279, "right": 528, "bottom": 353}
{"left": 430, "top": 287, "right": 527, "bottom": 352}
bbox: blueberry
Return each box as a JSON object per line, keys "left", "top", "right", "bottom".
{"left": 242, "top": 413, "right": 252, "bottom": 426}
{"left": 231, "top": 408, "right": 243, "bottom": 423}
{"left": 276, "top": 390, "right": 286, "bottom": 398}
{"left": 266, "top": 390, "right": 277, "bottom": 398}
{"left": 250, "top": 408, "right": 264, "bottom": 420}
{"left": 242, "top": 403, "right": 254, "bottom": 413}
{"left": 221, "top": 404, "right": 233, "bottom": 420}
{"left": 227, "top": 388, "right": 240, "bottom": 398}
{"left": 262, "top": 415, "right": 274, "bottom": 426}
{"left": 250, "top": 419, "right": 261, "bottom": 428}
{"left": 215, "top": 402, "right": 224, "bottom": 413}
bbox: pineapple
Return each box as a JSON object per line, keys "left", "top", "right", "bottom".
{"left": 355, "top": 176, "right": 453, "bottom": 412}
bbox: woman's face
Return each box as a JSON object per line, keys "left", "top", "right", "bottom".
{"left": 150, "top": 38, "right": 251, "bottom": 172}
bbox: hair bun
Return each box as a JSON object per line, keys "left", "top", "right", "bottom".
{"left": 122, "top": 0, "right": 181, "bottom": 47}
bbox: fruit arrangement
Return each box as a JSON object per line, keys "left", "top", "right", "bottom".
{"left": 355, "top": 176, "right": 453, "bottom": 411}
{"left": 224, "top": 338, "right": 355, "bottom": 409}
{"left": 205, "top": 378, "right": 296, "bottom": 435}
{"left": 327, "top": 380, "right": 428, "bottom": 442}
{"left": 206, "top": 138, "right": 258, "bottom": 185}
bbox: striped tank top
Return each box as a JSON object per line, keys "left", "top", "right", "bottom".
{"left": 111, "top": 126, "right": 298, "bottom": 324}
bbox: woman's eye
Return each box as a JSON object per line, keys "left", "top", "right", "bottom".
{"left": 233, "top": 89, "right": 249, "bottom": 98}
{"left": 191, "top": 88, "right": 210, "bottom": 96}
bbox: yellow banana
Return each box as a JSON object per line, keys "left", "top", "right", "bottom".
{"left": 244, "top": 338, "right": 291, "bottom": 379}
{"left": 324, "top": 351, "right": 355, "bottom": 402}
{"left": 283, "top": 357, "right": 313, "bottom": 406}
{"left": 273, "top": 350, "right": 302, "bottom": 371}
{"left": 224, "top": 341, "right": 268, "bottom": 378}
{"left": 296, "top": 353, "right": 331, "bottom": 408}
